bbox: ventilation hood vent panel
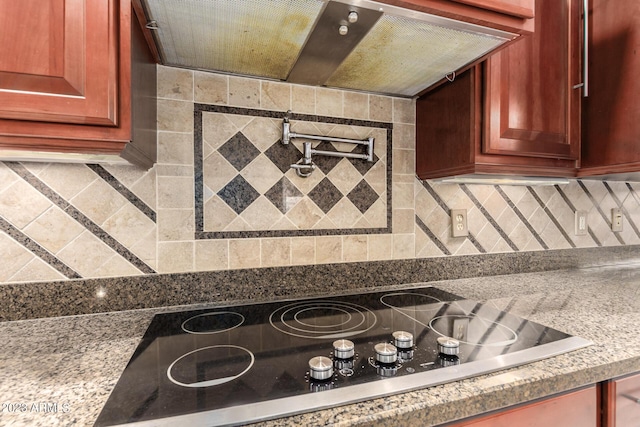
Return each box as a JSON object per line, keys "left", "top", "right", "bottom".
{"left": 142, "top": 0, "right": 518, "bottom": 97}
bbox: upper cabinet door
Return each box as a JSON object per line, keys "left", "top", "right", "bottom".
{"left": 0, "top": 0, "right": 118, "bottom": 126}
{"left": 482, "top": 0, "right": 582, "bottom": 160}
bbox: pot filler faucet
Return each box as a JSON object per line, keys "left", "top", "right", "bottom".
{"left": 282, "top": 110, "right": 374, "bottom": 177}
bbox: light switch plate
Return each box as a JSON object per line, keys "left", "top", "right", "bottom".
{"left": 451, "top": 209, "right": 468, "bottom": 237}
{"left": 575, "top": 211, "right": 588, "bottom": 236}
{"left": 611, "top": 208, "right": 623, "bottom": 232}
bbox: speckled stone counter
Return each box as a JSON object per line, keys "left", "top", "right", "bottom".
{"left": 1, "top": 265, "right": 640, "bottom": 426}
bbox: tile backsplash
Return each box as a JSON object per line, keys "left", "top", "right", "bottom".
{"left": 1, "top": 65, "right": 640, "bottom": 285}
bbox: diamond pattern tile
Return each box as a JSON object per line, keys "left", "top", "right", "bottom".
{"left": 265, "top": 177, "right": 303, "bottom": 214}
{"left": 312, "top": 142, "right": 342, "bottom": 174}
{"left": 265, "top": 140, "right": 303, "bottom": 173}
{"left": 218, "top": 132, "right": 260, "bottom": 171}
{"left": 217, "top": 175, "right": 260, "bottom": 214}
{"left": 348, "top": 180, "right": 379, "bottom": 214}
{"left": 349, "top": 149, "right": 379, "bottom": 175}
{"left": 308, "top": 178, "right": 343, "bottom": 214}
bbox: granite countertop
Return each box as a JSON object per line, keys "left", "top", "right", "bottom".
{"left": 1, "top": 265, "right": 640, "bottom": 427}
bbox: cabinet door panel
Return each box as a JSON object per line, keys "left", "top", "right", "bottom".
{"left": 483, "top": 0, "right": 581, "bottom": 160}
{"left": 0, "top": 0, "right": 118, "bottom": 126}
{"left": 448, "top": 386, "right": 597, "bottom": 427}
{"left": 580, "top": 0, "right": 640, "bottom": 172}
{"left": 604, "top": 373, "right": 640, "bottom": 427}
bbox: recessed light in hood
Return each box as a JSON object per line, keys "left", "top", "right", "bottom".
{"left": 140, "top": 0, "right": 519, "bottom": 97}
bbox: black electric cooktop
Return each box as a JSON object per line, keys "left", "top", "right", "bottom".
{"left": 95, "top": 286, "right": 590, "bottom": 426}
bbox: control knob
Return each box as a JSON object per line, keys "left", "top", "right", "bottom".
{"left": 333, "top": 339, "right": 355, "bottom": 359}
{"left": 392, "top": 331, "right": 414, "bottom": 349}
{"left": 437, "top": 336, "right": 460, "bottom": 356}
{"left": 374, "top": 343, "right": 397, "bottom": 364}
{"left": 308, "top": 356, "right": 333, "bottom": 381}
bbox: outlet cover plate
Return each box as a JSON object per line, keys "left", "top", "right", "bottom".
{"left": 451, "top": 209, "right": 468, "bottom": 237}
{"left": 612, "top": 208, "right": 623, "bottom": 232}
{"left": 575, "top": 211, "right": 588, "bottom": 236}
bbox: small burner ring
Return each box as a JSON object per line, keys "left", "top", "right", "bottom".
{"left": 181, "top": 311, "right": 245, "bottom": 335}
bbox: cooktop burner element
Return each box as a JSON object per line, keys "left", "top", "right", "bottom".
{"left": 269, "top": 300, "right": 377, "bottom": 339}
{"left": 95, "top": 286, "right": 591, "bottom": 427}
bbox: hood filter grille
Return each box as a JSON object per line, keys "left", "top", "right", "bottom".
{"left": 144, "top": 0, "right": 324, "bottom": 80}
{"left": 326, "top": 14, "right": 507, "bottom": 96}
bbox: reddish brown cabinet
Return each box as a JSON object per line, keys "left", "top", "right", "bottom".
{"left": 579, "top": 0, "right": 640, "bottom": 178}
{"left": 445, "top": 386, "right": 598, "bottom": 427}
{"left": 0, "top": 0, "right": 157, "bottom": 168}
{"left": 602, "top": 372, "right": 640, "bottom": 427}
{"left": 416, "top": 0, "right": 583, "bottom": 180}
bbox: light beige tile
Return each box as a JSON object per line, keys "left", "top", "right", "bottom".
{"left": 364, "top": 160, "right": 386, "bottom": 196}
{"left": 229, "top": 239, "right": 261, "bottom": 269}
{"left": 316, "top": 236, "right": 342, "bottom": 264}
{"left": 93, "top": 254, "right": 144, "bottom": 278}
{"left": 475, "top": 224, "right": 502, "bottom": 253}
{"left": 291, "top": 237, "right": 315, "bottom": 265}
{"left": 23, "top": 207, "right": 84, "bottom": 254}
{"left": 491, "top": 238, "right": 516, "bottom": 253}
{"left": 393, "top": 234, "right": 415, "bottom": 259}
{"left": 57, "top": 231, "right": 117, "bottom": 277}
{"left": 37, "top": 163, "right": 98, "bottom": 200}
{"left": 202, "top": 113, "right": 238, "bottom": 152}
{"left": 203, "top": 151, "right": 237, "bottom": 193}
{"left": 241, "top": 154, "right": 283, "bottom": 194}
{"left": 261, "top": 81, "right": 291, "bottom": 111}
{"left": 344, "top": 91, "right": 368, "bottom": 119}
{"left": 204, "top": 196, "right": 237, "bottom": 231}
{"left": 158, "top": 132, "right": 194, "bottom": 165}
{"left": 0, "top": 162, "right": 19, "bottom": 192}
{"left": 157, "top": 209, "right": 194, "bottom": 241}
{"left": 327, "top": 160, "right": 361, "bottom": 195}
{"left": 508, "top": 222, "right": 534, "bottom": 251}
{"left": 0, "top": 180, "right": 52, "bottom": 229}
{"left": 454, "top": 239, "right": 481, "bottom": 256}
{"left": 271, "top": 216, "right": 297, "bottom": 231}
{"left": 393, "top": 182, "right": 414, "bottom": 210}
{"left": 241, "top": 118, "right": 282, "bottom": 152}
{"left": 363, "top": 197, "right": 387, "bottom": 228}
{"left": 422, "top": 206, "right": 449, "bottom": 238}
{"left": 7, "top": 258, "right": 65, "bottom": 283}
{"left": 316, "top": 88, "right": 343, "bottom": 117}
{"left": 130, "top": 228, "right": 157, "bottom": 270}
{"left": 285, "top": 168, "right": 324, "bottom": 194}
{"left": 103, "top": 204, "right": 156, "bottom": 247}
{"left": 157, "top": 99, "right": 193, "bottom": 132}
{"left": 393, "top": 98, "right": 415, "bottom": 124}
{"left": 240, "top": 196, "right": 283, "bottom": 230}
{"left": 224, "top": 216, "right": 253, "bottom": 232}
{"left": 100, "top": 163, "right": 150, "bottom": 187}
{"left": 287, "top": 198, "right": 323, "bottom": 229}
{"left": 392, "top": 149, "right": 414, "bottom": 175}
{"left": 229, "top": 76, "right": 260, "bottom": 108}
{"left": 71, "top": 179, "right": 127, "bottom": 226}
{"left": 261, "top": 238, "right": 291, "bottom": 267}
{"left": 195, "top": 240, "right": 229, "bottom": 271}
{"left": 130, "top": 168, "right": 157, "bottom": 211}
{"left": 157, "top": 176, "right": 194, "bottom": 209}
{"left": 195, "top": 71, "right": 228, "bottom": 104}
{"left": 0, "top": 233, "right": 35, "bottom": 282}
{"left": 368, "top": 234, "right": 392, "bottom": 260}
{"left": 482, "top": 189, "right": 508, "bottom": 221}
{"left": 393, "top": 124, "right": 415, "bottom": 150}
{"left": 392, "top": 209, "right": 414, "bottom": 234}
{"left": 343, "top": 235, "right": 367, "bottom": 262}
{"left": 156, "top": 164, "right": 193, "bottom": 177}
{"left": 157, "top": 66, "right": 193, "bottom": 101}
{"left": 313, "top": 216, "right": 338, "bottom": 230}
{"left": 370, "top": 95, "right": 392, "bottom": 122}
{"left": 327, "top": 198, "right": 362, "bottom": 228}
{"left": 496, "top": 207, "right": 520, "bottom": 236}
{"left": 291, "top": 84, "right": 315, "bottom": 114}
{"left": 371, "top": 128, "right": 388, "bottom": 160}
{"left": 157, "top": 241, "right": 194, "bottom": 273}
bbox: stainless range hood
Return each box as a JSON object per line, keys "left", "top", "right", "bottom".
{"left": 140, "top": 0, "right": 519, "bottom": 97}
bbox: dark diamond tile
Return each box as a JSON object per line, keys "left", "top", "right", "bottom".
{"left": 347, "top": 180, "right": 379, "bottom": 214}
{"left": 312, "top": 141, "right": 343, "bottom": 174}
{"left": 217, "top": 175, "right": 260, "bottom": 214}
{"left": 308, "top": 178, "right": 343, "bottom": 214}
{"left": 265, "top": 177, "right": 303, "bottom": 214}
{"left": 265, "top": 140, "right": 302, "bottom": 173}
{"left": 349, "top": 149, "right": 379, "bottom": 175}
{"left": 218, "top": 132, "right": 260, "bottom": 171}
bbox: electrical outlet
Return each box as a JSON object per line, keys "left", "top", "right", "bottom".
{"left": 575, "top": 211, "right": 588, "bottom": 236}
{"left": 612, "top": 208, "right": 623, "bottom": 232}
{"left": 451, "top": 209, "right": 468, "bottom": 237}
